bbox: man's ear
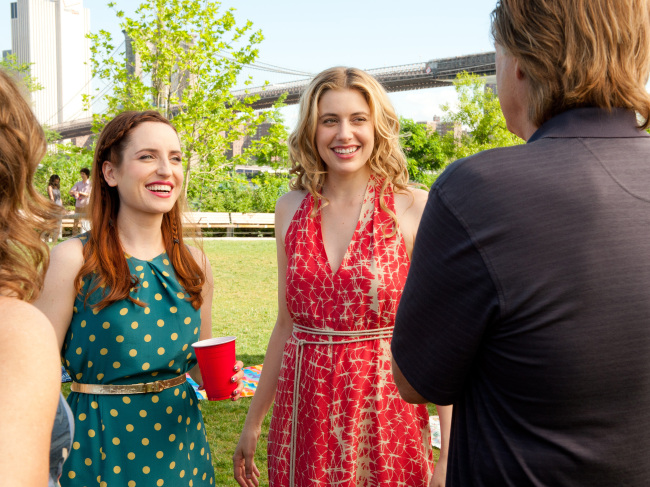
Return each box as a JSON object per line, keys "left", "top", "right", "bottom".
{"left": 514, "top": 57, "right": 526, "bottom": 81}
{"left": 102, "top": 161, "right": 118, "bottom": 187}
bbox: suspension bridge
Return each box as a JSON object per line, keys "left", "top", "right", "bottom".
{"left": 50, "top": 51, "right": 495, "bottom": 140}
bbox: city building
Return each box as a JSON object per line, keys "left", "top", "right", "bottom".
{"left": 421, "top": 116, "right": 464, "bottom": 139}
{"left": 10, "top": 0, "right": 91, "bottom": 126}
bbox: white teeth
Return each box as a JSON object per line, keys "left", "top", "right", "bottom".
{"left": 333, "top": 147, "right": 358, "bottom": 154}
{"left": 146, "top": 185, "right": 171, "bottom": 192}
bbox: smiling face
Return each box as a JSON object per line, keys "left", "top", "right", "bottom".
{"left": 102, "top": 122, "right": 183, "bottom": 217}
{"left": 315, "top": 88, "right": 375, "bottom": 177}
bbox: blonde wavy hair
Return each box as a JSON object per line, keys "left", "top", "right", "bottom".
{"left": 491, "top": 0, "right": 650, "bottom": 128}
{"left": 0, "top": 69, "right": 61, "bottom": 301}
{"left": 288, "top": 67, "right": 410, "bottom": 231}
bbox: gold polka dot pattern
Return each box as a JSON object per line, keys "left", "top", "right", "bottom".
{"left": 61, "top": 249, "right": 213, "bottom": 485}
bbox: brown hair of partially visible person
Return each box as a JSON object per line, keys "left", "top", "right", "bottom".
{"left": 0, "top": 69, "right": 61, "bottom": 301}
{"left": 491, "top": 0, "right": 650, "bottom": 128}
{"left": 287, "top": 67, "right": 410, "bottom": 234}
{"left": 75, "top": 110, "right": 205, "bottom": 311}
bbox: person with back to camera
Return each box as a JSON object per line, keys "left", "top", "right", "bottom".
{"left": 0, "top": 69, "right": 73, "bottom": 486}
{"left": 233, "top": 66, "right": 452, "bottom": 487}
{"left": 35, "top": 110, "right": 246, "bottom": 486}
{"left": 391, "top": 0, "right": 650, "bottom": 486}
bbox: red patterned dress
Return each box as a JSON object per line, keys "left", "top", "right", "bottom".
{"left": 268, "top": 175, "right": 433, "bottom": 486}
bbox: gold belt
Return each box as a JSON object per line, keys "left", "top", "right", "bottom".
{"left": 70, "top": 374, "right": 186, "bottom": 395}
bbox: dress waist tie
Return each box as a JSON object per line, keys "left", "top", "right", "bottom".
{"left": 288, "top": 323, "right": 394, "bottom": 487}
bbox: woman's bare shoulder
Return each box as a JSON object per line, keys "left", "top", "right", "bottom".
{"left": 395, "top": 186, "right": 429, "bottom": 217}
{"left": 51, "top": 236, "right": 85, "bottom": 264}
{"left": 0, "top": 298, "right": 58, "bottom": 353}
{"left": 275, "top": 190, "right": 309, "bottom": 242}
{"left": 276, "top": 190, "right": 308, "bottom": 214}
{"left": 276, "top": 190, "right": 308, "bottom": 223}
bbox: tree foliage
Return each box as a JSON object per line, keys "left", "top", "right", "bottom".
{"left": 187, "top": 172, "right": 289, "bottom": 213}
{"left": 87, "top": 0, "right": 281, "bottom": 196}
{"left": 399, "top": 117, "right": 446, "bottom": 186}
{"left": 398, "top": 72, "right": 525, "bottom": 188}
{"left": 243, "top": 94, "right": 290, "bottom": 169}
{"left": 0, "top": 54, "right": 43, "bottom": 93}
{"left": 441, "top": 72, "right": 523, "bottom": 160}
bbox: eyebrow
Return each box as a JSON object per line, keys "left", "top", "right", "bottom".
{"left": 136, "top": 148, "right": 182, "bottom": 154}
{"left": 318, "top": 111, "right": 370, "bottom": 119}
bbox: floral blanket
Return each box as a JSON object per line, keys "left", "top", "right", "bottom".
{"left": 187, "top": 364, "right": 263, "bottom": 400}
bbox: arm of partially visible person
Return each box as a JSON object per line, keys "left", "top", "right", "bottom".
{"left": 69, "top": 183, "right": 79, "bottom": 198}
{"left": 0, "top": 298, "right": 61, "bottom": 487}
{"left": 233, "top": 191, "right": 303, "bottom": 487}
{"left": 33, "top": 237, "right": 85, "bottom": 349}
{"left": 47, "top": 185, "right": 55, "bottom": 202}
{"left": 187, "top": 246, "right": 244, "bottom": 398}
{"left": 391, "top": 186, "right": 500, "bottom": 405}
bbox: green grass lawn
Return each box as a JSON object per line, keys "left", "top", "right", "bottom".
{"left": 203, "top": 239, "right": 277, "bottom": 486}
{"left": 62, "top": 238, "right": 438, "bottom": 485}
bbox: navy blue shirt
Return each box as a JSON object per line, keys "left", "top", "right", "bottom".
{"left": 393, "top": 108, "right": 650, "bottom": 486}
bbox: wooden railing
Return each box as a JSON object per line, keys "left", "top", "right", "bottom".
{"left": 61, "top": 212, "right": 275, "bottom": 237}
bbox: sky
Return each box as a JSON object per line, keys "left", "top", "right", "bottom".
{"left": 0, "top": 0, "right": 497, "bottom": 127}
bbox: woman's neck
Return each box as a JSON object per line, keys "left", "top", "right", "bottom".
{"left": 322, "top": 168, "right": 372, "bottom": 204}
{"left": 116, "top": 209, "right": 166, "bottom": 260}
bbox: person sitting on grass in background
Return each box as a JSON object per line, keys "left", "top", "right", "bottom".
{"left": 0, "top": 69, "right": 72, "bottom": 487}
{"left": 36, "top": 110, "right": 246, "bottom": 487}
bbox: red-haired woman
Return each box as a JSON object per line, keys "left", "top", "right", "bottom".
{"left": 35, "top": 111, "right": 245, "bottom": 486}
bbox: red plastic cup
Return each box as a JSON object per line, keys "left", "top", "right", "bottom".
{"left": 191, "top": 336, "right": 237, "bottom": 401}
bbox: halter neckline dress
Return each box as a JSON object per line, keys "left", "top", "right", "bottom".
{"left": 268, "top": 175, "right": 433, "bottom": 486}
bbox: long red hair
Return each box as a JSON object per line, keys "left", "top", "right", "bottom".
{"left": 75, "top": 111, "right": 205, "bottom": 310}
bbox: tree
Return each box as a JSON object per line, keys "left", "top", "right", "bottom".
{"left": 399, "top": 118, "right": 447, "bottom": 185}
{"left": 242, "top": 94, "right": 290, "bottom": 169}
{"left": 441, "top": 72, "right": 523, "bottom": 160}
{"left": 87, "top": 0, "right": 272, "bottom": 197}
{"left": 0, "top": 54, "right": 43, "bottom": 94}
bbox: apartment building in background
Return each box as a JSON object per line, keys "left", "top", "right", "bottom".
{"left": 10, "top": 0, "right": 91, "bottom": 126}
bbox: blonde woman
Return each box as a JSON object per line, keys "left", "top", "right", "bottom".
{"left": 234, "top": 67, "right": 451, "bottom": 487}
{"left": 0, "top": 69, "right": 71, "bottom": 486}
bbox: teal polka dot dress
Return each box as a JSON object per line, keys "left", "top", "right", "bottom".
{"left": 60, "top": 234, "right": 214, "bottom": 486}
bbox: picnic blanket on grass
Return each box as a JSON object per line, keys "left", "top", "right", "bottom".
{"left": 187, "top": 364, "right": 263, "bottom": 400}
{"left": 430, "top": 415, "right": 441, "bottom": 449}
{"left": 61, "top": 366, "right": 71, "bottom": 383}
